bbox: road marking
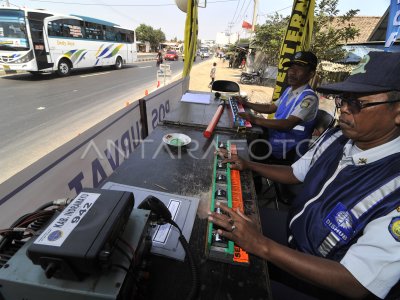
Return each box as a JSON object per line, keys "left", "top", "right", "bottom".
{"left": 37, "top": 107, "right": 46, "bottom": 110}
{"left": 139, "top": 66, "right": 152, "bottom": 69}
{"left": 80, "top": 72, "right": 110, "bottom": 78}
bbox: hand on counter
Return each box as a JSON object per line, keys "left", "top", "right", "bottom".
{"left": 208, "top": 202, "right": 267, "bottom": 258}
{"left": 234, "top": 96, "right": 248, "bottom": 106}
{"left": 238, "top": 112, "right": 256, "bottom": 123}
{"left": 216, "top": 148, "right": 247, "bottom": 171}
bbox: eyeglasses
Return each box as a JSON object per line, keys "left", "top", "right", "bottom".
{"left": 334, "top": 96, "right": 400, "bottom": 113}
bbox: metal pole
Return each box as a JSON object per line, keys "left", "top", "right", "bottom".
{"left": 252, "top": 0, "right": 259, "bottom": 32}
{"left": 5, "top": 0, "right": 11, "bottom": 7}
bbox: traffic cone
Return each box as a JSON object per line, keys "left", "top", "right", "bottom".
{"left": 157, "top": 81, "right": 160, "bottom": 88}
{"left": 145, "top": 89, "right": 148, "bottom": 96}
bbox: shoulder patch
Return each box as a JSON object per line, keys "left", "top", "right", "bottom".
{"left": 300, "top": 99, "right": 311, "bottom": 108}
{"left": 389, "top": 217, "right": 400, "bottom": 242}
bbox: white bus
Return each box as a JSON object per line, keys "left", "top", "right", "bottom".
{"left": 0, "top": 7, "right": 137, "bottom": 76}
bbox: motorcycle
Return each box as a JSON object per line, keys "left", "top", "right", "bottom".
{"left": 240, "top": 68, "right": 263, "bottom": 85}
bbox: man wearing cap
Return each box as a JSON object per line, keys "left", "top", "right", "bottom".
{"left": 238, "top": 51, "right": 319, "bottom": 161}
{"left": 209, "top": 51, "right": 400, "bottom": 299}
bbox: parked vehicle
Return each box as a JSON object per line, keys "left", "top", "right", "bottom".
{"left": 164, "top": 50, "right": 179, "bottom": 61}
{"left": 240, "top": 68, "right": 264, "bottom": 85}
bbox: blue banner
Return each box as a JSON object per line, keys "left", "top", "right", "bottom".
{"left": 385, "top": 0, "right": 400, "bottom": 49}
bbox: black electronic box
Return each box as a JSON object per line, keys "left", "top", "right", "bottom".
{"left": 27, "top": 188, "right": 134, "bottom": 280}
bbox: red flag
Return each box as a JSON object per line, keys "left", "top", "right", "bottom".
{"left": 242, "top": 21, "right": 252, "bottom": 29}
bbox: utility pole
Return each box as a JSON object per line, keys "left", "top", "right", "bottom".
{"left": 246, "top": 0, "right": 259, "bottom": 73}
{"left": 252, "top": 0, "right": 259, "bottom": 32}
{"left": 227, "top": 22, "right": 234, "bottom": 34}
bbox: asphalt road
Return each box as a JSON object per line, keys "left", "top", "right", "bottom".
{"left": 0, "top": 58, "right": 206, "bottom": 183}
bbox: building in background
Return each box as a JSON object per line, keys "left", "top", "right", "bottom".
{"left": 201, "top": 39, "right": 215, "bottom": 48}
{"left": 215, "top": 32, "right": 239, "bottom": 47}
{"left": 137, "top": 41, "right": 151, "bottom": 52}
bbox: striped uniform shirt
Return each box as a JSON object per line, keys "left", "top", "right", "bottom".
{"left": 290, "top": 127, "right": 400, "bottom": 299}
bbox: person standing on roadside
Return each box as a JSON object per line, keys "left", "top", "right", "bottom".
{"left": 209, "top": 62, "right": 217, "bottom": 88}
{"left": 241, "top": 58, "right": 246, "bottom": 69}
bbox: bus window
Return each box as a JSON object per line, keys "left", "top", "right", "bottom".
{"left": 62, "top": 25, "right": 70, "bottom": 37}
{"left": 85, "top": 22, "right": 103, "bottom": 40}
{"left": 128, "top": 32, "right": 135, "bottom": 43}
{"left": 0, "top": 9, "right": 29, "bottom": 49}
{"left": 115, "top": 31, "right": 122, "bottom": 42}
{"left": 64, "top": 19, "right": 84, "bottom": 38}
{"left": 48, "top": 19, "right": 84, "bottom": 39}
{"left": 105, "top": 26, "right": 116, "bottom": 41}
{"left": 48, "top": 21, "right": 62, "bottom": 37}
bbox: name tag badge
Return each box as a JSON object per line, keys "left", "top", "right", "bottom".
{"left": 324, "top": 202, "right": 355, "bottom": 241}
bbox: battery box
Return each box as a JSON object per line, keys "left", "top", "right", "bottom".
{"left": 27, "top": 188, "right": 134, "bottom": 280}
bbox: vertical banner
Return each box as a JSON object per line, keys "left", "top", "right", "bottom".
{"left": 272, "top": 0, "right": 315, "bottom": 101}
{"left": 183, "top": 0, "right": 199, "bottom": 77}
{"left": 385, "top": 0, "right": 400, "bottom": 49}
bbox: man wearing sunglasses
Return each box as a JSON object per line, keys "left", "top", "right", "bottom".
{"left": 209, "top": 51, "right": 400, "bottom": 299}
{"left": 237, "top": 51, "right": 319, "bottom": 162}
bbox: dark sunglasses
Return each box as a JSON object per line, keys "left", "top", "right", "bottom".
{"left": 334, "top": 96, "right": 400, "bottom": 113}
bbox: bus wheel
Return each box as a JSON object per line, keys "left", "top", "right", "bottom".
{"left": 114, "top": 57, "right": 123, "bottom": 70}
{"left": 57, "top": 59, "right": 71, "bottom": 76}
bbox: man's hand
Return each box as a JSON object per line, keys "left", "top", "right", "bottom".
{"left": 234, "top": 96, "right": 248, "bottom": 106}
{"left": 208, "top": 202, "right": 267, "bottom": 257}
{"left": 216, "top": 148, "right": 247, "bottom": 171}
{"left": 237, "top": 112, "right": 255, "bottom": 122}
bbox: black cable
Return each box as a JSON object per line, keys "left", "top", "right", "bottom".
{"left": 0, "top": 209, "right": 56, "bottom": 252}
{"left": 117, "top": 238, "right": 136, "bottom": 266}
{"left": 117, "top": 237, "right": 136, "bottom": 256}
{"left": 114, "top": 244, "right": 133, "bottom": 264}
{"left": 35, "top": 201, "right": 57, "bottom": 211}
{"left": 112, "top": 264, "right": 130, "bottom": 273}
{"left": 169, "top": 220, "right": 199, "bottom": 300}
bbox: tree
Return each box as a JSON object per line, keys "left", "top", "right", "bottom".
{"left": 251, "top": 13, "right": 289, "bottom": 66}
{"left": 251, "top": 0, "right": 360, "bottom": 65}
{"left": 135, "top": 24, "right": 166, "bottom": 51}
{"left": 311, "top": 0, "right": 360, "bottom": 62}
{"left": 136, "top": 24, "right": 152, "bottom": 43}
{"left": 238, "top": 38, "right": 250, "bottom": 44}
{"left": 153, "top": 28, "right": 166, "bottom": 48}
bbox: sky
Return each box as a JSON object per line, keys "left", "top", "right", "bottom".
{"left": 1, "top": 0, "right": 391, "bottom": 41}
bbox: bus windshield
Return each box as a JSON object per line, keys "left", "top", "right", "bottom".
{"left": 0, "top": 9, "right": 29, "bottom": 50}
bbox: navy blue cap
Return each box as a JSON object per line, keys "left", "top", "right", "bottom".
{"left": 317, "top": 51, "right": 400, "bottom": 94}
{"left": 283, "top": 51, "right": 318, "bottom": 70}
